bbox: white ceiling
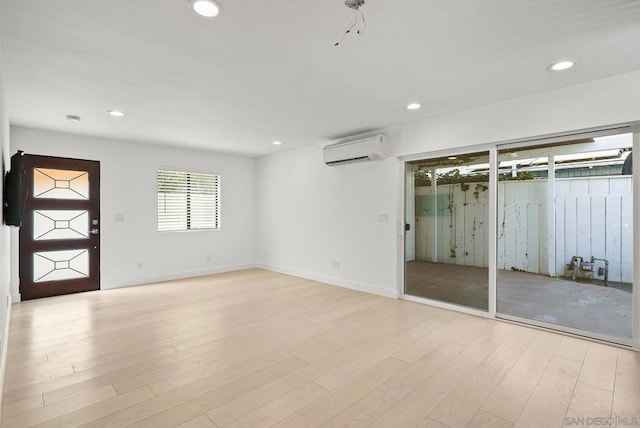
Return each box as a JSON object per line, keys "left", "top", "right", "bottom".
{"left": 1, "top": 0, "right": 640, "bottom": 157}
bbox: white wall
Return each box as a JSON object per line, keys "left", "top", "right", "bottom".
{"left": 256, "top": 70, "right": 640, "bottom": 298}
{"left": 0, "top": 41, "right": 11, "bottom": 401}
{"left": 10, "top": 127, "right": 256, "bottom": 300}
{"left": 256, "top": 144, "right": 400, "bottom": 298}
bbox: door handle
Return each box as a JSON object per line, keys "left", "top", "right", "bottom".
{"left": 91, "top": 219, "right": 99, "bottom": 235}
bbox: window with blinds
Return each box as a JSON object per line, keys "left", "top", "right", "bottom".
{"left": 157, "top": 169, "right": 220, "bottom": 231}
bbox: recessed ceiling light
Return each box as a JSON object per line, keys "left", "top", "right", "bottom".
{"left": 272, "top": 141, "right": 282, "bottom": 145}
{"left": 108, "top": 110, "right": 125, "bottom": 117}
{"left": 448, "top": 156, "right": 457, "bottom": 160}
{"left": 407, "top": 103, "right": 421, "bottom": 110}
{"left": 66, "top": 115, "right": 81, "bottom": 123}
{"left": 548, "top": 60, "right": 576, "bottom": 72}
{"left": 188, "top": 0, "right": 222, "bottom": 18}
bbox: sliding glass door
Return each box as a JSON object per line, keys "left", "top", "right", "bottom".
{"left": 496, "top": 132, "right": 634, "bottom": 341}
{"left": 405, "top": 151, "right": 490, "bottom": 311}
{"left": 403, "top": 128, "right": 636, "bottom": 345}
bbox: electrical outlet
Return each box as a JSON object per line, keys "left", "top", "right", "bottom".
{"left": 332, "top": 260, "right": 340, "bottom": 270}
{"left": 137, "top": 262, "right": 143, "bottom": 270}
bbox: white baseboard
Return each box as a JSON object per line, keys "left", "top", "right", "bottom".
{"left": 102, "top": 263, "right": 257, "bottom": 289}
{"left": 256, "top": 263, "right": 399, "bottom": 299}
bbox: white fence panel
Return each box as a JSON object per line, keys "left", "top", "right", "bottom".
{"left": 414, "top": 176, "right": 633, "bottom": 283}
{"left": 621, "top": 194, "right": 634, "bottom": 283}
{"left": 605, "top": 195, "right": 622, "bottom": 283}
{"left": 556, "top": 177, "right": 632, "bottom": 283}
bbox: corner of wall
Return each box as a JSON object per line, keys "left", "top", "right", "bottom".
{"left": 256, "top": 263, "right": 400, "bottom": 299}
{"left": 0, "top": 37, "right": 12, "bottom": 415}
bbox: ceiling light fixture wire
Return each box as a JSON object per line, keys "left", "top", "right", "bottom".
{"left": 335, "top": 0, "right": 366, "bottom": 47}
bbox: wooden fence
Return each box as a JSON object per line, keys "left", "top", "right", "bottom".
{"left": 414, "top": 176, "right": 633, "bottom": 283}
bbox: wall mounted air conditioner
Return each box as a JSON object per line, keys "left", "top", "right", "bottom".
{"left": 323, "top": 134, "right": 387, "bottom": 166}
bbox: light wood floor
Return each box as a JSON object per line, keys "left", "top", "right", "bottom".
{"left": 1, "top": 269, "right": 639, "bottom": 427}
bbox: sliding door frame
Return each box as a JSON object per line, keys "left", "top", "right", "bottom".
{"left": 633, "top": 125, "right": 639, "bottom": 349}
{"left": 398, "top": 123, "right": 639, "bottom": 350}
{"left": 400, "top": 144, "right": 496, "bottom": 319}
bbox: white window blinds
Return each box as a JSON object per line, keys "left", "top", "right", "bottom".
{"left": 157, "top": 169, "right": 220, "bottom": 231}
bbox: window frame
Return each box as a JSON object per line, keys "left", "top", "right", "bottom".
{"left": 157, "top": 169, "right": 221, "bottom": 232}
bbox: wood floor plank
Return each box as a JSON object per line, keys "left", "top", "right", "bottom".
{"left": 611, "top": 390, "right": 640, "bottom": 426}
{"left": 562, "top": 382, "right": 613, "bottom": 427}
{"left": 1, "top": 269, "right": 632, "bottom": 428}
{"left": 611, "top": 348, "right": 640, "bottom": 423}
{"left": 33, "top": 386, "right": 156, "bottom": 428}
{"left": 42, "top": 376, "right": 115, "bottom": 406}
{"left": 2, "top": 385, "right": 117, "bottom": 427}
{"left": 273, "top": 357, "right": 408, "bottom": 428}
{"left": 449, "top": 316, "right": 496, "bottom": 346}
{"left": 3, "top": 364, "right": 75, "bottom": 395}
{"left": 577, "top": 342, "right": 618, "bottom": 392}
{"left": 430, "top": 326, "right": 538, "bottom": 428}
{"left": 415, "top": 418, "right": 448, "bottom": 428}
{"left": 447, "top": 322, "right": 516, "bottom": 373}
{"left": 147, "top": 349, "right": 302, "bottom": 396}
{"left": 3, "top": 346, "right": 179, "bottom": 405}
{"left": 312, "top": 320, "right": 443, "bottom": 391}
{"left": 70, "top": 343, "right": 178, "bottom": 372}
{"left": 1, "top": 394, "right": 43, "bottom": 420}
{"left": 514, "top": 356, "right": 582, "bottom": 428}
{"left": 555, "top": 336, "right": 589, "bottom": 363}
{"left": 176, "top": 414, "right": 218, "bottom": 428}
{"left": 203, "top": 366, "right": 322, "bottom": 427}
{"left": 468, "top": 409, "right": 514, "bottom": 428}
{"left": 87, "top": 357, "right": 308, "bottom": 427}
{"left": 321, "top": 341, "right": 466, "bottom": 428}
{"left": 481, "top": 330, "right": 556, "bottom": 423}
{"left": 223, "top": 383, "right": 328, "bottom": 428}
{"left": 369, "top": 367, "right": 467, "bottom": 428}
{"left": 391, "top": 315, "right": 485, "bottom": 364}
{"left": 613, "top": 347, "right": 640, "bottom": 394}
{"left": 3, "top": 354, "right": 48, "bottom": 372}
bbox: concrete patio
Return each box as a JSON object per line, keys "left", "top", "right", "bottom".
{"left": 406, "top": 260, "right": 632, "bottom": 339}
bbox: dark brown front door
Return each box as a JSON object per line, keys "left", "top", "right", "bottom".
{"left": 19, "top": 154, "right": 100, "bottom": 300}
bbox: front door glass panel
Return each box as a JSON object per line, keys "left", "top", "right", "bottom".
{"left": 33, "top": 249, "right": 90, "bottom": 283}
{"left": 33, "top": 210, "right": 89, "bottom": 240}
{"left": 33, "top": 168, "right": 89, "bottom": 200}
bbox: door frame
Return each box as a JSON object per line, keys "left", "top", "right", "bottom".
{"left": 18, "top": 154, "right": 101, "bottom": 300}
{"left": 398, "top": 123, "right": 640, "bottom": 349}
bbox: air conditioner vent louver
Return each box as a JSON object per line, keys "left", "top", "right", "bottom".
{"left": 323, "top": 134, "right": 387, "bottom": 166}
{"left": 325, "top": 155, "right": 370, "bottom": 165}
